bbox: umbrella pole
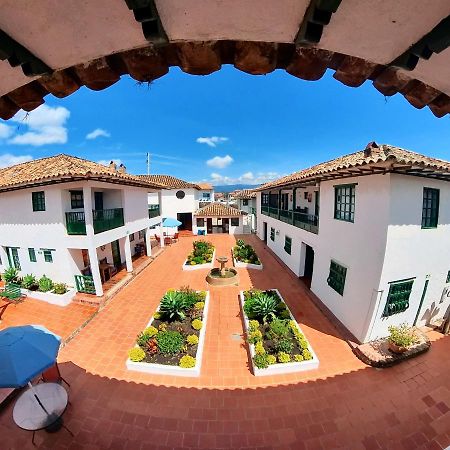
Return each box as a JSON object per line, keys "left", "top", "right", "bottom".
{"left": 27, "top": 382, "right": 49, "bottom": 415}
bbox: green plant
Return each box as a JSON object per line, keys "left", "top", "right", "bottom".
{"left": 254, "top": 341, "right": 266, "bottom": 355}
{"left": 294, "top": 354, "right": 304, "bottom": 362}
{"left": 248, "top": 329, "right": 263, "bottom": 344}
{"left": 194, "top": 301, "right": 205, "bottom": 310}
{"left": 146, "top": 338, "right": 158, "bottom": 354}
{"left": 277, "top": 352, "right": 291, "bottom": 363}
{"left": 248, "top": 320, "right": 260, "bottom": 331}
{"left": 302, "top": 349, "right": 313, "bottom": 360}
{"left": 388, "top": 324, "right": 418, "bottom": 347}
{"left": 191, "top": 319, "right": 203, "bottom": 330}
{"left": 253, "top": 354, "right": 269, "bottom": 369}
{"left": 187, "top": 334, "right": 199, "bottom": 345}
{"left": 244, "top": 293, "right": 278, "bottom": 323}
{"left": 3, "top": 267, "right": 19, "bottom": 283}
{"left": 21, "top": 274, "right": 37, "bottom": 290}
{"left": 144, "top": 326, "right": 158, "bottom": 337}
{"left": 269, "top": 319, "right": 290, "bottom": 337}
{"left": 179, "top": 286, "right": 202, "bottom": 308}
{"left": 52, "top": 283, "right": 68, "bottom": 295}
{"left": 153, "top": 311, "right": 162, "bottom": 320}
{"left": 129, "top": 347, "right": 146, "bottom": 362}
{"left": 38, "top": 275, "right": 53, "bottom": 292}
{"left": 160, "top": 290, "right": 190, "bottom": 321}
{"left": 236, "top": 239, "right": 245, "bottom": 247}
{"left": 275, "top": 339, "right": 293, "bottom": 354}
{"left": 158, "top": 323, "right": 167, "bottom": 331}
{"left": 156, "top": 331, "right": 184, "bottom": 354}
{"left": 267, "top": 355, "right": 277, "bottom": 365}
{"left": 179, "top": 355, "right": 196, "bottom": 368}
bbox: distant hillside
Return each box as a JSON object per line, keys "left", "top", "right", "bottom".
{"left": 213, "top": 184, "right": 257, "bottom": 193}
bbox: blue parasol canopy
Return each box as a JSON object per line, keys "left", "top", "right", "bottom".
{"left": 162, "top": 217, "right": 182, "bottom": 227}
{"left": 0, "top": 325, "right": 61, "bottom": 388}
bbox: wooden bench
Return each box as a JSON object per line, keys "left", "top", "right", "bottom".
{"left": 0, "top": 283, "right": 22, "bottom": 301}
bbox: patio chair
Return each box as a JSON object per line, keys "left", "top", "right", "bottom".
{"left": 40, "top": 362, "right": 70, "bottom": 387}
{"left": 172, "top": 233, "right": 179, "bottom": 242}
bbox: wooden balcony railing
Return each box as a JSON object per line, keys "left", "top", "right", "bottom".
{"left": 260, "top": 207, "right": 319, "bottom": 234}
{"left": 148, "top": 205, "right": 160, "bottom": 219}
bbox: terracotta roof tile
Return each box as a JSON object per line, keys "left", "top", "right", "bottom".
{"left": 257, "top": 144, "right": 450, "bottom": 190}
{"left": 194, "top": 202, "right": 244, "bottom": 217}
{"left": 0, "top": 154, "right": 164, "bottom": 192}
{"left": 233, "top": 189, "right": 256, "bottom": 199}
{"left": 196, "top": 182, "right": 213, "bottom": 190}
{"left": 137, "top": 174, "right": 199, "bottom": 189}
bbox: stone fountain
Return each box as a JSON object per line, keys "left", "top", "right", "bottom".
{"left": 206, "top": 255, "right": 239, "bottom": 286}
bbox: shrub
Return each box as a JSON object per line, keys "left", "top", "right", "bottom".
{"left": 179, "top": 355, "right": 196, "bottom": 368}
{"left": 191, "top": 319, "right": 203, "bottom": 330}
{"left": 153, "top": 311, "right": 162, "bottom": 320}
{"left": 179, "top": 286, "right": 201, "bottom": 308}
{"left": 388, "top": 324, "right": 419, "bottom": 348}
{"left": 38, "top": 275, "right": 53, "bottom": 292}
{"left": 160, "top": 290, "right": 191, "bottom": 321}
{"left": 248, "top": 329, "right": 262, "bottom": 344}
{"left": 129, "top": 347, "right": 145, "bottom": 362}
{"left": 278, "top": 310, "right": 292, "bottom": 320}
{"left": 158, "top": 323, "right": 167, "bottom": 331}
{"left": 253, "top": 354, "right": 269, "bottom": 369}
{"left": 236, "top": 239, "right": 245, "bottom": 247}
{"left": 302, "top": 349, "right": 313, "bottom": 360}
{"left": 194, "top": 301, "right": 205, "bottom": 310}
{"left": 144, "top": 326, "right": 158, "bottom": 338}
{"left": 254, "top": 341, "right": 266, "bottom": 355}
{"left": 294, "top": 354, "right": 304, "bottom": 362}
{"left": 267, "top": 355, "right": 277, "bottom": 365}
{"left": 248, "top": 320, "right": 260, "bottom": 331}
{"left": 156, "top": 331, "right": 184, "bottom": 354}
{"left": 244, "top": 293, "right": 278, "bottom": 323}
{"left": 277, "top": 352, "right": 291, "bottom": 363}
{"left": 269, "top": 319, "right": 290, "bottom": 337}
{"left": 146, "top": 338, "right": 158, "bottom": 354}
{"left": 3, "top": 267, "right": 19, "bottom": 283}
{"left": 53, "top": 283, "right": 68, "bottom": 295}
{"left": 21, "top": 274, "right": 37, "bottom": 290}
{"left": 275, "top": 339, "right": 293, "bottom": 354}
{"left": 187, "top": 334, "right": 199, "bottom": 345}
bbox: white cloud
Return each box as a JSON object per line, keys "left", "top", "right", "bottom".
{"left": 8, "top": 105, "right": 70, "bottom": 146}
{"left": 206, "top": 154, "right": 233, "bottom": 169}
{"left": 209, "top": 171, "right": 283, "bottom": 186}
{"left": 86, "top": 128, "right": 111, "bottom": 140}
{"left": 196, "top": 136, "right": 228, "bottom": 147}
{"left": 0, "top": 123, "right": 14, "bottom": 139}
{"left": 98, "top": 158, "right": 122, "bottom": 167}
{"left": 0, "top": 153, "right": 33, "bottom": 168}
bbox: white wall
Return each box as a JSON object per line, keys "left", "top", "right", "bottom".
{"left": 159, "top": 188, "right": 197, "bottom": 218}
{"left": 193, "top": 216, "right": 244, "bottom": 235}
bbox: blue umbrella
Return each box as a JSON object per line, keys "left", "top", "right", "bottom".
{"left": 162, "top": 217, "right": 182, "bottom": 227}
{"left": 0, "top": 325, "right": 61, "bottom": 388}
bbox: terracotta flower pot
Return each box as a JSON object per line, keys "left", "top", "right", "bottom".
{"left": 388, "top": 341, "right": 408, "bottom": 354}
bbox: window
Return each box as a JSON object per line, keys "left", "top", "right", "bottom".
{"left": 129, "top": 233, "right": 135, "bottom": 242}
{"left": 197, "top": 218, "right": 205, "bottom": 227}
{"left": 70, "top": 190, "right": 84, "bottom": 209}
{"left": 262, "top": 193, "right": 269, "bottom": 206}
{"left": 383, "top": 279, "right": 414, "bottom": 317}
{"left": 334, "top": 184, "right": 355, "bottom": 222}
{"left": 243, "top": 199, "right": 249, "bottom": 206}
{"left": 43, "top": 249, "right": 53, "bottom": 263}
{"left": 327, "top": 260, "right": 347, "bottom": 296}
{"left": 176, "top": 190, "right": 185, "bottom": 199}
{"left": 231, "top": 217, "right": 240, "bottom": 226}
{"left": 28, "top": 248, "right": 36, "bottom": 262}
{"left": 447, "top": 271, "right": 450, "bottom": 284}
{"left": 202, "top": 193, "right": 210, "bottom": 200}
{"left": 7, "top": 248, "right": 21, "bottom": 270}
{"left": 32, "top": 191, "right": 46, "bottom": 211}
{"left": 284, "top": 236, "right": 292, "bottom": 255}
{"left": 422, "top": 188, "right": 439, "bottom": 228}
{"left": 270, "top": 227, "right": 275, "bottom": 241}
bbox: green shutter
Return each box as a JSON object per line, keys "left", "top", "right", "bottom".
{"left": 270, "top": 227, "right": 275, "bottom": 241}
{"left": 43, "top": 249, "right": 53, "bottom": 263}
{"left": 446, "top": 271, "right": 450, "bottom": 284}
{"left": 284, "top": 236, "right": 292, "bottom": 254}
{"left": 28, "top": 248, "right": 36, "bottom": 262}
{"left": 383, "top": 279, "right": 414, "bottom": 317}
{"left": 32, "top": 191, "right": 46, "bottom": 211}
{"left": 327, "top": 260, "right": 347, "bottom": 295}
{"left": 421, "top": 188, "right": 439, "bottom": 228}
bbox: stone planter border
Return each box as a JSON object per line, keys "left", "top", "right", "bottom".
{"left": 232, "top": 249, "right": 263, "bottom": 270}
{"left": 182, "top": 250, "right": 216, "bottom": 271}
{"left": 21, "top": 288, "right": 76, "bottom": 307}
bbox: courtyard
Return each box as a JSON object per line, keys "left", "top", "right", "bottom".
{"left": 1, "top": 234, "right": 449, "bottom": 449}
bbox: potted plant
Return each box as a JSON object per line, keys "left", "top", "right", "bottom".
{"left": 387, "top": 324, "right": 419, "bottom": 354}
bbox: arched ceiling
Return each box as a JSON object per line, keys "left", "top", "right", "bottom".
{"left": 0, "top": 0, "right": 449, "bottom": 119}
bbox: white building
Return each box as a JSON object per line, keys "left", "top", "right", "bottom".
{"left": 138, "top": 175, "right": 214, "bottom": 234}
{"left": 256, "top": 142, "right": 450, "bottom": 343}
{"left": 193, "top": 203, "right": 245, "bottom": 235}
{"left": 0, "top": 155, "right": 162, "bottom": 297}
{"left": 232, "top": 189, "right": 257, "bottom": 232}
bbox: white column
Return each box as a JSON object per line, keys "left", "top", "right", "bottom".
{"left": 145, "top": 228, "right": 152, "bottom": 257}
{"left": 83, "top": 186, "right": 94, "bottom": 236}
{"left": 87, "top": 246, "right": 103, "bottom": 297}
{"left": 159, "top": 224, "right": 165, "bottom": 248}
{"left": 124, "top": 235, "right": 133, "bottom": 272}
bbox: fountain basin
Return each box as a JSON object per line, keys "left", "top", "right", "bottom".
{"left": 206, "top": 268, "right": 239, "bottom": 286}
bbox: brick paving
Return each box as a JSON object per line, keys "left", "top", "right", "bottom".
{"left": 0, "top": 234, "right": 449, "bottom": 449}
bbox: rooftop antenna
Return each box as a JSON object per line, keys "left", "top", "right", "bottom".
{"left": 146, "top": 152, "right": 151, "bottom": 175}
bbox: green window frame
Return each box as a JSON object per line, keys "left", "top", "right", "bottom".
{"left": 270, "top": 227, "right": 275, "bottom": 241}
{"left": 32, "top": 191, "right": 46, "bottom": 212}
{"left": 446, "top": 270, "right": 450, "bottom": 284}
{"left": 421, "top": 187, "right": 439, "bottom": 229}
{"left": 43, "top": 249, "right": 53, "bottom": 263}
{"left": 284, "top": 236, "right": 292, "bottom": 255}
{"left": 231, "top": 217, "right": 240, "bottom": 226}
{"left": 334, "top": 184, "right": 355, "bottom": 223}
{"left": 7, "top": 247, "right": 21, "bottom": 270}
{"left": 327, "top": 260, "right": 347, "bottom": 296}
{"left": 28, "top": 248, "right": 36, "bottom": 262}
{"left": 383, "top": 279, "right": 414, "bottom": 317}
{"left": 70, "top": 190, "right": 84, "bottom": 209}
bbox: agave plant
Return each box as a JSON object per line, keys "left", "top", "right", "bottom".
{"left": 236, "top": 239, "right": 245, "bottom": 247}
{"left": 3, "top": 267, "right": 19, "bottom": 283}
{"left": 159, "top": 290, "right": 189, "bottom": 321}
{"left": 245, "top": 293, "right": 279, "bottom": 323}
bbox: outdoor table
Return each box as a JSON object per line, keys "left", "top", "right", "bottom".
{"left": 13, "top": 382, "right": 69, "bottom": 444}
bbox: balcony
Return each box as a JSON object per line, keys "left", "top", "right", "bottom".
{"left": 260, "top": 207, "right": 319, "bottom": 234}
{"left": 148, "top": 205, "right": 160, "bottom": 219}
{"left": 66, "top": 208, "right": 125, "bottom": 235}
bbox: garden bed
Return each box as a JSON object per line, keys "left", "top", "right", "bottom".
{"left": 240, "top": 289, "right": 319, "bottom": 376}
{"left": 126, "top": 288, "right": 210, "bottom": 377}
{"left": 21, "top": 288, "right": 76, "bottom": 306}
{"left": 183, "top": 240, "right": 216, "bottom": 271}
{"left": 232, "top": 240, "right": 262, "bottom": 270}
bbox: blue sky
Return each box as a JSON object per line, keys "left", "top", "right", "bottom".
{"left": 0, "top": 66, "right": 449, "bottom": 185}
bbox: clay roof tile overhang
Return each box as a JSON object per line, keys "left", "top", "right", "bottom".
{"left": 136, "top": 174, "right": 199, "bottom": 189}
{"left": 0, "top": 2, "right": 449, "bottom": 118}
{"left": 255, "top": 143, "right": 450, "bottom": 191}
{"left": 194, "top": 202, "right": 245, "bottom": 217}
{"left": 233, "top": 189, "right": 257, "bottom": 199}
{"left": 0, "top": 154, "right": 165, "bottom": 193}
